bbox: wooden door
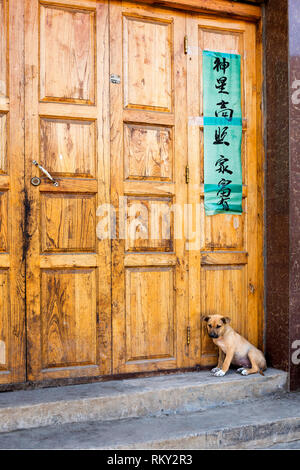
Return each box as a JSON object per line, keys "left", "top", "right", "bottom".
{"left": 22, "top": 0, "right": 263, "bottom": 382}
{"left": 186, "top": 15, "right": 263, "bottom": 367}
{"left": 24, "top": 0, "right": 111, "bottom": 381}
{"left": 110, "top": 2, "right": 189, "bottom": 374}
{"left": 0, "top": 0, "right": 26, "bottom": 385}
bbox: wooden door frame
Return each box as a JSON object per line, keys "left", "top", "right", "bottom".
{"left": 126, "top": 0, "right": 262, "bottom": 21}
{"left": 0, "top": 0, "right": 26, "bottom": 387}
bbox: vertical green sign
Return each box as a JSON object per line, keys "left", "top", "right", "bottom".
{"left": 203, "top": 50, "right": 243, "bottom": 215}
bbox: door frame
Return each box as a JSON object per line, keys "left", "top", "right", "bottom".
{"left": 0, "top": 0, "right": 26, "bottom": 386}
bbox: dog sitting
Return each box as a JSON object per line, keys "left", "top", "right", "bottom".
{"left": 203, "top": 314, "right": 267, "bottom": 377}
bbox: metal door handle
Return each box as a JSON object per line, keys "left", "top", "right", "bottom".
{"left": 32, "top": 160, "right": 59, "bottom": 186}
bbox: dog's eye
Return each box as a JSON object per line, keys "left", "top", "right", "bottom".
{"left": 216, "top": 325, "right": 221, "bottom": 328}
{"left": 208, "top": 324, "right": 212, "bottom": 328}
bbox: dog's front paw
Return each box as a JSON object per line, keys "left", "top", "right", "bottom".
{"left": 211, "top": 367, "right": 221, "bottom": 374}
{"left": 214, "top": 370, "right": 226, "bottom": 377}
{"left": 241, "top": 369, "right": 249, "bottom": 376}
{"left": 236, "top": 368, "right": 244, "bottom": 374}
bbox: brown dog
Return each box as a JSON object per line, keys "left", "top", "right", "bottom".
{"left": 203, "top": 315, "right": 267, "bottom": 377}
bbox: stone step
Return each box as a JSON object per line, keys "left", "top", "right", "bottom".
{"left": 264, "top": 439, "right": 300, "bottom": 449}
{"left": 0, "top": 393, "right": 299, "bottom": 449}
{"left": 0, "top": 368, "right": 287, "bottom": 433}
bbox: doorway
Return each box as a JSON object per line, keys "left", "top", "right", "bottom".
{"left": 0, "top": 0, "right": 263, "bottom": 384}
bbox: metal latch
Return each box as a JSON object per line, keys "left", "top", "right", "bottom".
{"left": 110, "top": 74, "right": 121, "bottom": 84}
{"left": 185, "top": 165, "right": 190, "bottom": 184}
{"left": 30, "top": 176, "right": 41, "bottom": 187}
{"left": 184, "top": 35, "right": 188, "bottom": 55}
{"left": 32, "top": 160, "right": 59, "bottom": 187}
{"left": 187, "top": 326, "right": 191, "bottom": 345}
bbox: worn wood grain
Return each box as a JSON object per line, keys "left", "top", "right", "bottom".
{"left": 187, "top": 14, "right": 263, "bottom": 366}
{"left": 256, "top": 18, "right": 264, "bottom": 352}
{"left": 124, "top": 124, "right": 173, "bottom": 181}
{"left": 25, "top": 0, "right": 111, "bottom": 381}
{"left": 111, "top": 1, "right": 189, "bottom": 374}
{"left": 132, "top": 0, "right": 262, "bottom": 21}
{"left": 0, "top": 0, "right": 26, "bottom": 384}
{"left": 0, "top": 0, "right": 8, "bottom": 99}
{"left": 39, "top": 3, "right": 96, "bottom": 104}
{"left": 0, "top": 113, "right": 7, "bottom": 173}
{"left": 40, "top": 118, "right": 96, "bottom": 178}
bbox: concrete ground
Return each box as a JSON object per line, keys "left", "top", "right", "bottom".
{"left": 0, "top": 368, "right": 287, "bottom": 433}
{"left": 0, "top": 393, "right": 299, "bottom": 449}
{"left": 265, "top": 440, "right": 300, "bottom": 449}
{"left": 0, "top": 368, "right": 298, "bottom": 450}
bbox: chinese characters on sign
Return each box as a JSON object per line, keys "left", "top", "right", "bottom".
{"left": 203, "top": 51, "right": 243, "bottom": 215}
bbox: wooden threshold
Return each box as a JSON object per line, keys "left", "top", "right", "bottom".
{"left": 0, "top": 366, "right": 209, "bottom": 392}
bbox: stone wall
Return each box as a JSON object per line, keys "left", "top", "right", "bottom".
{"left": 265, "top": 0, "right": 300, "bottom": 391}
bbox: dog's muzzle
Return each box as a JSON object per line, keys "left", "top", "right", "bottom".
{"left": 209, "top": 332, "right": 218, "bottom": 338}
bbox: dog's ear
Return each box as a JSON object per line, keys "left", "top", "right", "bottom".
{"left": 202, "top": 316, "right": 210, "bottom": 322}
{"left": 221, "top": 316, "right": 231, "bottom": 324}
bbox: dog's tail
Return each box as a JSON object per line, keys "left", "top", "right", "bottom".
{"left": 259, "top": 367, "right": 266, "bottom": 376}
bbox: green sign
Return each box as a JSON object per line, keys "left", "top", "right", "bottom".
{"left": 203, "top": 50, "right": 243, "bottom": 215}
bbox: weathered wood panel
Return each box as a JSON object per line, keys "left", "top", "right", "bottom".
{"left": 40, "top": 118, "right": 96, "bottom": 177}
{"left": 0, "top": 270, "right": 9, "bottom": 370}
{"left": 0, "top": 192, "right": 8, "bottom": 252}
{"left": 0, "top": 113, "right": 7, "bottom": 173}
{"left": 41, "top": 269, "right": 97, "bottom": 368}
{"left": 125, "top": 196, "right": 173, "bottom": 252}
{"left": 0, "top": 0, "right": 8, "bottom": 99}
{"left": 200, "top": 265, "right": 247, "bottom": 358}
{"left": 40, "top": 193, "right": 96, "bottom": 252}
{"left": 201, "top": 198, "right": 246, "bottom": 251}
{"left": 123, "top": 14, "right": 173, "bottom": 111}
{"left": 125, "top": 267, "right": 175, "bottom": 362}
{"left": 39, "top": 3, "right": 95, "bottom": 104}
{"left": 124, "top": 124, "right": 173, "bottom": 181}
